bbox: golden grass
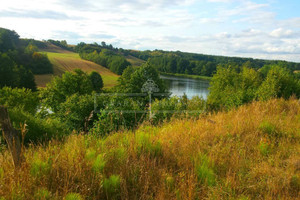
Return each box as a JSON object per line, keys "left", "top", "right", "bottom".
{"left": 0, "top": 98, "right": 299, "bottom": 199}
{"left": 35, "top": 45, "right": 119, "bottom": 88}
{"left": 125, "top": 55, "right": 145, "bottom": 67}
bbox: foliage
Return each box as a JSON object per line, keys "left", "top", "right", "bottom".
{"left": 126, "top": 49, "right": 300, "bottom": 77}
{"left": 40, "top": 69, "right": 94, "bottom": 112}
{"left": 207, "top": 65, "right": 300, "bottom": 110}
{"left": 8, "top": 108, "right": 68, "bottom": 143}
{"left": 64, "top": 193, "right": 83, "bottom": 200}
{"left": 56, "top": 93, "right": 95, "bottom": 130}
{"left": 89, "top": 71, "right": 103, "bottom": 92}
{"left": 0, "top": 53, "right": 36, "bottom": 90}
{"left": 79, "top": 47, "right": 131, "bottom": 75}
{"left": 34, "top": 188, "right": 52, "bottom": 200}
{"left": 0, "top": 87, "right": 39, "bottom": 114}
{"left": 103, "top": 175, "right": 121, "bottom": 199}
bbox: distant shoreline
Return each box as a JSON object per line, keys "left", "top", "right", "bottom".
{"left": 160, "top": 72, "right": 212, "bottom": 81}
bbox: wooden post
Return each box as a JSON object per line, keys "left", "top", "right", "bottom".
{"left": 0, "top": 106, "right": 23, "bottom": 168}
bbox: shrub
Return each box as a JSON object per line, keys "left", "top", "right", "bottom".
{"left": 30, "top": 157, "right": 51, "bottom": 178}
{"left": 195, "top": 154, "right": 216, "bottom": 186}
{"left": 258, "top": 140, "right": 270, "bottom": 156}
{"left": 0, "top": 87, "right": 39, "bottom": 114}
{"left": 34, "top": 188, "right": 52, "bottom": 200}
{"left": 259, "top": 121, "right": 281, "bottom": 137}
{"left": 64, "top": 193, "right": 83, "bottom": 200}
{"left": 103, "top": 175, "right": 121, "bottom": 199}
{"left": 9, "top": 108, "right": 68, "bottom": 143}
{"left": 135, "top": 132, "right": 162, "bottom": 158}
{"left": 92, "top": 154, "right": 106, "bottom": 173}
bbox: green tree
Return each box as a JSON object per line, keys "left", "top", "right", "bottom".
{"left": 89, "top": 71, "right": 103, "bottom": 92}
{"left": 40, "top": 69, "right": 94, "bottom": 112}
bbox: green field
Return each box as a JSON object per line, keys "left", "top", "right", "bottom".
{"left": 35, "top": 47, "right": 119, "bottom": 88}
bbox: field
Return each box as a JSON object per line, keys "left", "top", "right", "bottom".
{"left": 0, "top": 98, "right": 299, "bottom": 199}
{"left": 35, "top": 45, "right": 119, "bottom": 88}
{"left": 125, "top": 55, "right": 145, "bottom": 67}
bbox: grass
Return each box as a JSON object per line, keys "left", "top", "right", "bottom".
{"left": 35, "top": 45, "right": 119, "bottom": 88}
{"left": 125, "top": 55, "right": 145, "bottom": 67}
{"left": 160, "top": 72, "right": 212, "bottom": 81}
{"left": 0, "top": 98, "right": 299, "bottom": 199}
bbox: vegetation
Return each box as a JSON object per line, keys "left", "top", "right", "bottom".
{"left": 0, "top": 26, "right": 300, "bottom": 200}
{"left": 207, "top": 65, "right": 300, "bottom": 110}
{"left": 0, "top": 98, "right": 299, "bottom": 199}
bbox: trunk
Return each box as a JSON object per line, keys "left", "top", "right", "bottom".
{"left": 0, "top": 106, "right": 23, "bottom": 168}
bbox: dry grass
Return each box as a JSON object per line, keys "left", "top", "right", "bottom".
{"left": 0, "top": 98, "right": 299, "bottom": 199}
{"left": 125, "top": 55, "right": 145, "bottom": 67}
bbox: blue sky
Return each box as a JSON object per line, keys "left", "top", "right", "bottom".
{"left": 0, "top": 0, "right": 300, "bottom": 62}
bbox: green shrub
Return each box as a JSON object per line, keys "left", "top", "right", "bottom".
{"left": 30, "top": 157, "right": 51, "bottom": 178}
{"left": 259, "top": 121, "right": 281, "bottom": 137}
{"left": 135, "top": 132, "right": 162, "bottom": 158}
{"left": 0, "top": 87, "right": 39, "bottom": 114}
{"left": 195, "top": 154, "right": 216, "bottom": 186}
{"left": 258, "top": 141, "right": 270, "bottom": 156}
{"left": 64, "top": 193, "right": 83, "bottom": 200}
{"left": 92, "top": 154, "right": 106, "bottom": 173}
{"left": 0, "top": 167, "right": 3, "bottom": 180}
{"left": 9, "top": 108, "right": 68, "bottom": 143}
{"left": 34, "top": 188, "right": 51, "bottom": 200}
{"left": 103, "top": 175, "right": 121, "bottom": 199}
{"left": 290, "top": 175, "right": 300, "bottom": 192}
{"left": 85, "top": 148, "right": 96, "bottom": 161}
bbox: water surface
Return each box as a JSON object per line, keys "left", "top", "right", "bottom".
{"left": 160, "top": 75, "right": 210, "bottom": 99}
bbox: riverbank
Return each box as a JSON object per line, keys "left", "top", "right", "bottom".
{"left": 160, "top": 72, "right": 212, "bottom": 81}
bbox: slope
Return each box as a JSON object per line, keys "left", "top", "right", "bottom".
{"left": 35, "top": 44, "right": 119, "bottom": 88}
{"left": 1, "top": 98, "right": 299, "bottom": 199}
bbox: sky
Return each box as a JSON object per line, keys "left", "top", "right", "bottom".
{"left": 0, "top": 0, "right": 300, "bottom": 62}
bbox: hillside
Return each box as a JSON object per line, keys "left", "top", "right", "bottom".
{"left": 35, "top": 44, "right": 119, "bottom": 88}
{"left": 1, "top": 98, "right": 299, "bottom": 199}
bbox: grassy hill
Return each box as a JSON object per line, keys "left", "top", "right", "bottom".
{"left": 1, "top": 98, "right": 299, "bottom": 199}
{"left": 35, "top": 44, "right": 119, "bottom": 88}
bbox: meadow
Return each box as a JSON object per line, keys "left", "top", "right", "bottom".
{"left": 0, "top": 98, "right": 299, "bottom": 199}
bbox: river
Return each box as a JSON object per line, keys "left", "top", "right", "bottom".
{"left": 160, "top": 75, "right": 210, "bottom": 100}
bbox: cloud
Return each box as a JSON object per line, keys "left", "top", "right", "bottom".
{"left": 0, "top": 9, "right": 71, "bottom": 20}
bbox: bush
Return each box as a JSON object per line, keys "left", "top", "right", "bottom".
{"left": 195, "top": 154, "right": 216, "bottom": 186}
{"left": 135, "top": 131, "right": 162, "bottom": 158}
{"left": 92, "top": 154, "right": 106, "bottom": 173}
{"left": 103, "top": 175, "right": 121, "bottom": 199}
{"left": 64, "top": 193, "right": 83, "bottom": 200}
{"left": 0, "top": 87, "right": 39, "bottom": 114}
{"left": 8, "top": 108, "right": 68, "bottom": 143}
{"left": 34, "top": 188, "right": 52, "bottom": 200}
{"left": 30, "top": 157, "right": 51, "bottom": 178}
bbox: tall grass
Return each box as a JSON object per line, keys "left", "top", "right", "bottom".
{"left": 0, "top": 98, "right": 299, "bottom": 199}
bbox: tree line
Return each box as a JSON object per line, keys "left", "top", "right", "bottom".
{"left": 0, "top": 28, "right": 53, "bottom": 90}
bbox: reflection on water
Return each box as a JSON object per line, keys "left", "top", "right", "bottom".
{"left": 160, "top": 75, "right": 210, "bottom": 99}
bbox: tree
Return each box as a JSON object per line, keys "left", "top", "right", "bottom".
{"left": 89, "top": 71, "right": 103, "bottom": 92}
{"left": 0, "top": 53, "right": 17, "bottom": 87}
{"left": 40, "top": 69, "right": 94, "bottom": 112}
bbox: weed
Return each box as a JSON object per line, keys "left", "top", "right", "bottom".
{"left": 30, "top": 157, "right": 51, "bottom": 178}
{"left": 34, "top": 188, "right": 51, "bottom": 200}
{"left": 64, "top": 193, "right": 83, "bottom": 200}
{"left": 258, "top": 140, "right": 270, "bottom": 156}
{"left": 195, "top": 154, "right": 216, "bottom": 186}
{"left": 92, "top": 154, "right": 106, "bottom": 173}
{"left": 103, "top": 175, "right": 121, "bottom": 199}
